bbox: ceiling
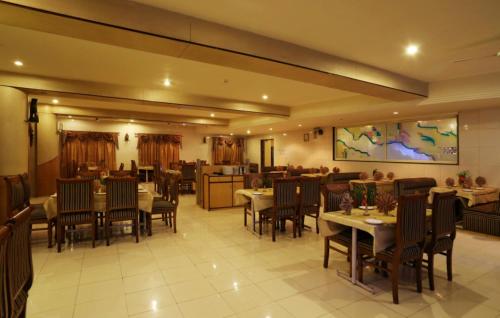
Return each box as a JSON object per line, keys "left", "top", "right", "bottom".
{"left": 133, "top": 0, "right": 500, "bottom": 82}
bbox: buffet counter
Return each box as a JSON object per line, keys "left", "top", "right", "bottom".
{"left": 202, "top": 174, "right": 244, "bottom": 210}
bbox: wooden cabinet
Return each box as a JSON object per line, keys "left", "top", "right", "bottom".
{"left": 203, "top": 174, "right": 245, "bottom": 210}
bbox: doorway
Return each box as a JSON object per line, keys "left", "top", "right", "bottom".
{"left": 260, "top": 139, "right": 274, "bottom": 170}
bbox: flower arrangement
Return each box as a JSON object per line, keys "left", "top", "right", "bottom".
{"left": 475, "top": 176, "right": 486, "bottom": 187}
{"left": 445, "top": 177, "right": 455, "bottom": 187}
{"left": 339, "top": 192, "right": 354, "bottom": 215}
{"left": 387, "top": 172, "right": 395, "bottom": 180}
{"left": 376, "top": 192, "right": 397, "bottom": 216}
{"left": 332, "top": 167, "right": 340, "bottom": 173}
{"left": 373, "top": 171, "right": 384, "bottom": 181}
{"left": 359, "top": 172, "right": 369, "bottom": 180}
{"left": 457, "top": 170, "right": 470, "bottom": 186}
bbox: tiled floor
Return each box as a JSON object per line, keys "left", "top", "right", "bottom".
{"left": 28, "top": 195, "right": 500, "bottom": 318}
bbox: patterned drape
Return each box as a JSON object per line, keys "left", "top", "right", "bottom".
{"left": 212, "top": 137, "right": 244, "bottom": 165}
{"left": 60, "top": 131, "right": 119, "bottom": 177}
{"left": 137, "top": 134, "right": 181, "bottom": 169}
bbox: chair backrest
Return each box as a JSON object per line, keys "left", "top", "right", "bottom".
{"left": 78, "top": 171, "right": 100, "bottom": 180}
{"left": 273, "top": 178, "right": 299, "bottom": 218}
{"left": 181, "top": 163, "right": 196, "bottom": 180}
{"left": 168, "top": 174, "right": 181, "bottom": 207}
{"left": 299, "top": 177, "right": 321, "bottom": 210}
{"left": 243, "top": 173, "right": 263, "bottom": 189}
{"left": 326, "top": 172, "right": 362, "bottom": 184}
{"left": 105, "top": 177, "right": 138, "bottom": 211}
{"left": 262, "top": 172, "right": 285, "bottom": 188}
{"left": 57, "top": 179, "right": 94, "bottom": 214}
{"left": 249, "top": 163, "right": 259, "bottom": 173}
{"left": 19, "top": 173, "right": 31, "bottom": 206}
{"left": 3, "top": 175, "right": 26, "bottom": 216}
{"left": 130, "top": 160, "right": 138, "bottom": 176}
{"left": 79, "top": 162, "right": 89, "bottom": 172}
{"left": 109, "top": 170, "right": 131, "bottom": 177}
{"left": 5, "top": 207, "right": 33, "bottom": 317}
{"left": 0, "top": 225, "right": 11, "bottom": 318}
{"left": 396, "top": 194, "right": 427, "bottom": 252}
{"left": 322, "top": 183, "right": 350, "bottom": 212}
{"left": 393, "top": 178, "right": 437, "bottom": 198}
{"left": 351, "top": 182, "right": 376, "bottom": 207}
{"left": 119, "top": 163, "right": 124, "bottom": 171}
{"left": 431, "top": 191, "right": 457, "bottom": 241}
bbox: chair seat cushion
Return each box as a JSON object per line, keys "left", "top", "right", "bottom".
{"left": 153, "top": 200, "right": 174, "bottom": 209}
{"left": 30, "top": 205, "right": 47, "bottom": 220}
{"left": 425, "top": 236, "right": 453, "bottom": 253}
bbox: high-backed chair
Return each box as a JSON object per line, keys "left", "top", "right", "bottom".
{"left": 259, "top": 178, "right": 299, "bottom": 241}
{"left": 130, "top": 160, "right": 138, "bottom": 177}
{"left": 425, "top": 191, "right": 457, "bottom": 290}
{"left": 148, "top": 174, "right": 180, "bottom": 235}
{"left": 249, "top": 163, "right": 259, "bottom": 173}
{"left": 118, "top": 163, "right": 125, "bottom": 171}
{"left": 3, "top": 175, "right": 26, "bottom": 217}
{"left": 153, "top": 161, "right": 161, "bottom": 192}
{"left": 359, "top": 194, "right": 427, "bottom": 304}
{"left": 20, "top": 173, "right": 54, "bottom": 248}
{"left": 180, "top": 163, "right": 196, "bottom": 194}
{"left": 56, "top": 179, "right": 96, "bottom": 252}
{"left": 5, "top": 206, "right": 33, "bottom": 317}
{"left": 78, "top": 170, "right": 100, "bottom": 180}
{"left": 393, "top": 178, "right": 437, "bottom": 198}
{"left": 0, "top": 225, "right": 11, "bottom": 318}
{"left": 325, "top": 172, "right": 362, "bottom": 184}
{"left": 105, "top": 177, "right": 139, "bottom": 245}
{"left": 298, "top": 177, "right": 321, "bottom": 234}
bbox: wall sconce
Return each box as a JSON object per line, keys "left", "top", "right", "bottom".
{"left": 124, "top": 133, "right": 129, "bottom": 142}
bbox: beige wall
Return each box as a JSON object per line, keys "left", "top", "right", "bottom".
{"left": 247, "top": 108, "right": 500, "bottom": 187}
{"left": 57, "top": 118, "right": 211, "bottom": 168}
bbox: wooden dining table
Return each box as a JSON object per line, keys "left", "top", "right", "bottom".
{"left": 319, "top": 207, "right": 432, "bottom": 292}
{"left": 234, "top": 188, "right": 275, "bottom": 232}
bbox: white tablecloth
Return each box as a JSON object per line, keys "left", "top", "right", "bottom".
{"left": 429, "top": 186, "right": 499, "bottom": 207}
{"left": 43, "top": 190, "right": 155, "bottom": 220}
{"left": 234, "top": 188, "right": 274, "bottom": 212}
{"left": 319, "top": 208, "right": 432, "bottom": 254}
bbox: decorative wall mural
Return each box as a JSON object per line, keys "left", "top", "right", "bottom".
{"left": 333, "top": 117, "right": 458, "bottom": 164}
{"left": 335, "top": 125, "right": 386, "bottom": 161}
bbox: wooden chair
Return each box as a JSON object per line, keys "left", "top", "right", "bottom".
{"left": 298, "top": 177, "right": 321, "bottom": 234}
{"left": 3, "top": 175, "right": 26, "bottom": 217}
{"left": 259, "top": 178, "right": 299, "bottom": 241}
{"left": 147, "top": 174, "right": 180, "bottom": 235}
{"left": 322, "top": 183, "right": 359, "bottom": 269}
{"left": 130, "top": 160, "right": 138, "bottom": 177}
{"left": 359, "top": 194, "right": 427, "bottom": 304}
{"left": 0, "top": 225, "right": 11, "bottom": 318}
{"left": 105, "top": 177, "right": 139, "bottom": 245}
{"left": 5, "top": 206, "right": 33, "bottom": 317}
{"left": 424, "top": 191, "right": 457, "bottom": 290}
{"left": 79, "top": 162, "right": 89, "bottom": 172}
{"left": 109, "top": 170, "right": 131, "bottom": 177}
{"left": 180, "top": 163, "right": 196, "bottom": 194}
{"left": 153, "top": 161, "right": 162, "bottom": 192}
{"left": 78, "top": 170, "right": 100, "bottom": 180}
{"left": 56, "top": 179, "right": 96, "bottom": 253}
{"left": 118, "top": 163, "right": 125, "bottom": 171}
{"left": 19, "top": 173, "right": 55, "bottom": 248}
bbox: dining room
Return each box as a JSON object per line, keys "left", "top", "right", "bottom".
{"left": 1, "top": 1, "right": 500, "bottom": 318}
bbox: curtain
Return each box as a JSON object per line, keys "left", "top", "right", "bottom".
{"left": 137, "top": 134, "right": 181, "bottom": 170}
{"left": 212, "top": 137, "right": 244, "bottom": 165}
{"left": 60, "top": 131, "right": 119, "bottom": 177}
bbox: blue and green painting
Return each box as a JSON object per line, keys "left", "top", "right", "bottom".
{"left": 335, "top": 125, "right": 386, "bottom": 161}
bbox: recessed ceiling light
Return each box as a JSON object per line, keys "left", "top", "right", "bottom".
{"left": 13, "top": 60, "right": 23, "bottom": 66}
{"left": 182, "top": 123, "right": 186, "bottom": 126}
{"left": 246, "top": 130, "right": 251, "bottom": 134}
{"left": 52, "top": 99, "right": 59, "bottom": 104}
{"left": 262, "top": 94, "right": 268, "bottom": 100}
{"left": 298, "top": 124, "right": 302, "bottom": 127}
{"left": 405, "top": 44, "right": 419, "bottom": 56}
{"left": 496, "top": 51, "right": 500, "bottom": 57}
{"left": 71, "top": 119, "right": 75, "bottom": 122}
{"left": 130, "top": 119, "right": 135, "bottom": 123}
{"left": 210, "top": 113, "right": 215, "bottom": 117}
{"left": 68, "top": 115, "right": 72, "bottom": 119}
{"left": 393, "top": 111, "right": 399, "bottom": 115}
{"left": 163, "top": 78, "right": 171, "bottom": 87}
{"left": 229, "top": 133, "right": 234, "bottom": 136}
{"left": 282, "top": 133, "right": 287, "bottom": 136}
{"left": 269, "top": 128, "right": 273, "bottom": 131}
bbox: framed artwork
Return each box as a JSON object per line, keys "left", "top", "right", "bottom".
{"left": 332, "top": 116, "right": 458, "bottom": 165}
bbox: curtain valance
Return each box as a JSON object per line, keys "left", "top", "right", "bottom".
{"left": 213, "top": 137, "right": 244, "bottom": 147}
{"left": 212, "top": 137, "right": 245, "bottom": 165}
{"left": 136, "top": 134, "right": 182, "bottom": 148}
{"left": 61, "top": 131, "right": 119, "bottom": 149}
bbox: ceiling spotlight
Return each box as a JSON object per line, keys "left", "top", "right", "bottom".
{"left": 71, "top": 119, "right": 75, "bottom": 122}
{"left": 52, "top": 99, "right": 59, "bottom": 104}
{"left": 182, "top": 123, "right": 186, "bottom": 126}
{"left": 130, "top": 119, "right": 135, "bottom": 123}
{"left": 298, "top": 124, "right": 302, "bottom": 127}
{"left": 262, "top": 94, "right": 269, "bottom": 100}
{"left": 246, "top": 130, "right": 251, "bottom": 134}
{"left": 210, "top": 113, "right": 215, "bottom": 117}
{"left": 393, "top": 111, "right": 399, "bottom": 115}
{"left": 68, "top": 115, "right": 72, "bottom": 119}
{"left": 13, "top": 60, "right": 23, "bottom": 66}
{"left": 229, "top": 133, "right": 234, "bottom": 136}
{"left": 163, "top": 78, "right": 171, "bottom": 87}
{"left": 282, "top": 133, "right": 287, "bottom": 136}
{"left": 496, "top": 51, "right": 500, "bottom": 57}
{"left": 269, "top": 128, "right": 273, "bottom": 131}
{"left": 405, "top": 44, "right": 419, "bottom": 56}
